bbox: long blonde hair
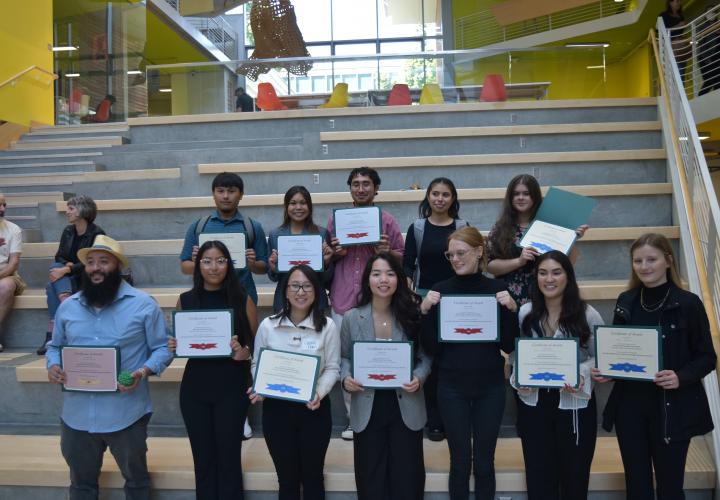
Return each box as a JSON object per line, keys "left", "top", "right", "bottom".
{"left": 448, "top": 226, "right": 487, "bottom": 272}
{"left": 628, "top": 233, "right": 682, "bottom": 289}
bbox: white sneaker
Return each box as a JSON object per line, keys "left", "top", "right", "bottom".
{"left": 244, "top": 418, "right": 253, "bottom": 439}
{"left": 341, "top": 425, "right": 353, "bottom": 440}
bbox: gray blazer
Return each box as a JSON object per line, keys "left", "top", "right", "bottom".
{"left": 340, "top": 304, "right": 432, "bottom": 433}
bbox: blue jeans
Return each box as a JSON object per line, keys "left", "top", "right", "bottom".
{"left": 438, "top": 383, "right": 506, "bottom": 500}
{"left": 46, "top": 262, "right": 74, "bottom": 318}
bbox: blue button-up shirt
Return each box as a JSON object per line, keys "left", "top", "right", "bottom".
{"left": 46, "top": 280, "right": 172, "bottom": 433}
{"left": 180, "top": 210, "right": 268, "bottom": 304}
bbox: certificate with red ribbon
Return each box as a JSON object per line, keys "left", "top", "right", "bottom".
{"left": 277, "top": 234, "right": 324, "bottom": 272}
{"left": 173, "top": 309, "right": 233, "bottom": 358}
{"left": 439, "top": 295, "right": 499, "bottom": 343}
{"left": 333, "top": 206, "right": 381, "bottom": 246}
{"left": 352, "top": 341, "right": 413, "bottom": 389}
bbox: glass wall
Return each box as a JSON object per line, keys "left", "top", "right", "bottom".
{"left": 243, "top": 0, "right": 443, "bottom": 95}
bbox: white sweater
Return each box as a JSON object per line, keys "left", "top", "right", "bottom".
{"left": 252, "top": 314, "right": 340, "bottom": 399}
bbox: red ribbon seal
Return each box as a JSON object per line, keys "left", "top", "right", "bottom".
{"left": 454, "top": 328, "right": 483, "bottom": 335}
{"left": 288, "top": 260, "right": 311, "bottom": 265}
{"left": 368, "top": 374, "right": 396, "bottom": 381}
{"left": 188, "top": 343, "right": 218, "bottom": 350}
{"left": 346, "top": 232, "right": 369, "bottom": 239}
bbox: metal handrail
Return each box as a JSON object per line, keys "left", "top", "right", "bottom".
{"left": 455, "top": 0, "right": 636, "bottom": 48}
{"left": 0, "top": 65, "right": 57, "bottom": 90}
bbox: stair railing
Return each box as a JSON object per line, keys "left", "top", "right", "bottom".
{"left": 0, "top": 66, "right": 57, "bottom": 90}
{"left": 651, "top": 20, "right": 720, "bottom": 483}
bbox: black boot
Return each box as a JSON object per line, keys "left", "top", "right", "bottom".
{"left": 36, "top": 332, "right": 51, "bottom": 355}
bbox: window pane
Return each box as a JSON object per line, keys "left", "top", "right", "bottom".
{"left": 380, "top": 41, "right": 427, "bottom": 89}
{"left": 378, "top": 0, "right": 422, "bottom": 38}
{"left": 332, "top": 0, "right": 377, "bottom": 40}
{"left": 293, "top": 0, "right": 331, "bottom": 42}
{"left": 423, "top": 0, "right": 442, "bottom": 37}
{"left": 334, "top": 43, "right": 378, "bottom": 91}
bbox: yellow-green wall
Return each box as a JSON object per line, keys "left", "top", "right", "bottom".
{"left": 0, "top": 1, "right": 54, "bottom": 126}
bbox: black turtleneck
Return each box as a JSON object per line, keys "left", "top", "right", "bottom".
{"left": 631, "top": 281, "right": 672, "bottom": 327}
{"left": 421, "top": 272, "right": 519, "bottom": 396}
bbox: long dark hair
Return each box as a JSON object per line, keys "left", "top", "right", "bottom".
{"left": 663, "top": 0, "right": 683, "bottom": 16}
{"left": 281, "top": 185, "right": 319, "bottom": 233}
{"left": 522, "top": 251, "right": 591, "bottom": 347}
{"left": 357, "top": 253, "right": 421, "bottom": 348}
{"left": 192, "top": 240, "right": 253, "bottom": 349}
{"left": 488, "top": 174, "right": 542, "bottom": 259}
{"left": 273, "top": 265, "right": 327, "bottom": 332}
{"left": 418, "top": 177, "right": 460, "bottom": 219}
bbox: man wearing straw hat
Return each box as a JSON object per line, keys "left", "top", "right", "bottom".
{"left": 45, "top": 235, "right": 172, "bottom": 500}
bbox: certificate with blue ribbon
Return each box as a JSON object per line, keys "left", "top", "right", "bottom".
{"left": 515, "top": 338, "right": 579, "bottom": 389}
{"left": 594, "top": 325, "right": 661, "bottom": 381}
{"left": 253, "top": 348, "right": 320, "bottom": 403}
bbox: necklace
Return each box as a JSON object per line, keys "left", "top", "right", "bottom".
{"left": 640, "top": 286, "right": 670, "bottom": 312}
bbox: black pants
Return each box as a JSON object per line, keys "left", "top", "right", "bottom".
{"left": 180, "top": 363, "right": 249, "bottom": 500}
{"left": 60, "top": 414, "right": 151, "bottom": 500}
{"left": 615, "top": 387, "right": 690, "bottom": 500}
{"left": 517, "top": 389, "right": 597, "bottom": 500}
{"left": 424, "top": 360, "right": 443, "bottom": 431}
{"left": 262, "top": 396, "right": 332, "bottom": 500}
{"left": 354, "top": 391, "right": 425, "bottom": 500}
{"left": 437, "top": 382, "right": 505, "bottom": 500}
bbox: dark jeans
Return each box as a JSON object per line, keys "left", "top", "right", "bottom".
{"left": 60, "top": 413, "right": 151, "bottom": 500}
{"left": 262, "top": 396, "right": 332, "bottom": 500}
{"left": 354, "top": 391, "right": 425, "bottom": 500}
{"left": 615, "top": 390, "right": 690, "bottom": 500}
{"left": 438, "top": 382, "right": 506, "bottom": 500}
{"left": 424, "top": 360, "right": 443, "bottom": 431}
{"left": 46, "top": 262, "right": 74, "bottom": 318}
{"left": 517, "top": 389, "right": 597, "bottom": 500}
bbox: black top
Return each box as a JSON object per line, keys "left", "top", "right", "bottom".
{"left": 179, "top": 288, "right": 251, "bottom": 394}
{"left": 602, "top": 283, "right": 716, "bottom": 441}
{"left": 54, "top": 223, "right": 105, "bottom": 280}
{"left": 403, "top": 219, "right": 459, "bottom": 290}
{"left": 236, "top": 93, "right": 254, "bottom": 112}
{"left": 660, "top": 11, "right": 684, "bottom": 29}
{"left": 421, "top": 272, "right": 519, "bottom": 396}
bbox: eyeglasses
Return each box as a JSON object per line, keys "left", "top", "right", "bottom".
{"left": 288, "top": 283, "right": 314, "bottom": 293}
{"left": 199, "top": 257, "right": 229, "bottom": 267}
{"left": 444, "top": 249, "right": 472, "bottom": 261}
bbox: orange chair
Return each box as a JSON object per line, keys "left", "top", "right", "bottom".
{"left": 256, "top": 83, "right": 288, "bottom": 111}
{"left": 387, "top": 84, "right": 411, "bottom": 106}
{"left": 480, "top": 74, "right": 507, "bottom": 102}
{"left": 89, "top": 98, "right": 112, "bottom": 122}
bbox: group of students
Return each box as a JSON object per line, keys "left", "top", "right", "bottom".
{"left": 41, "top": 167, "right": 716, "bottom": 500}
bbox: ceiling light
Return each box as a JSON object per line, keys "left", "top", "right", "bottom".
{"left": 65, "top": 73, "right": 80, "bottom": 78}
{"left": 614, "top": 0, "right": 624, "bottom": 3}
{"left": 566, "top": 43, "right": 610, "bottom": 48}
{"left": 698, "top": 132, "right": 711, "bottom": 140}
{"left": 159, "top": 88, "right": 172, "bottom": 93}
{"left": 127, "top": 70, "right": 143, "bottom": 75}
{"left": 52, "top": 46, "right": 78, "bottom": 52}
{"left": 586, "top": 65, "right": 605, "bottom": 69}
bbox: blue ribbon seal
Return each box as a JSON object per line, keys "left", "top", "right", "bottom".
{"left": 529, "top": 372, "right": 565, "bottom": 381}
{"left": 609, "top": 363, "right": 646, "bottom": 373}
{"left": 266, "top": 383, "right": 301, "bottom": 394}
{"left": 528, "top": 241, "right": 554, "bottom": 253}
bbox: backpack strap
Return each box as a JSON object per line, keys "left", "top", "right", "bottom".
{"left": 194, "top": 215, "right": 212, "bottom": 239}
{"left": 456, "top": 219, "right": 470, "bottom": 228}
{"left": 194, "top": 214, "right": 255, "bottom": 248}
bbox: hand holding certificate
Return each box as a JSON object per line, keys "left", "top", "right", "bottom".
{"left": 253, "top": 348, "right": 320, "bottom": 403}
{"left": 277, "top": 235, "right": 324, "bottom": 272}
{"left": 519, "top": 220, "right": 577, "bottom": 255}
{"left": 515, "top": 338, "right": 579, "bottom": 388}
{"left": 594, "top": 325, "right": 661, "bottom": 381}
{"left": 61, "top": 346, "right": 119, "bottom": 392}
{"left": 199, "top": 233, "right": 246, "bottom": 268}
{"left": 353, "top": 341, "right": 413, "bottom": 389}
{"left": 173, "top": 310, "right": 233, "bottom": 358}
{"left": 334, "top": 207, "right": 381, "bottom": 246}
{"left": 439, "top": 295, "right": 499, "bottom": 342}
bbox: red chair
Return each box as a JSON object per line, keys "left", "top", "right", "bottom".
{"left": 480, "top": 74, "right": 507, "bottom": 102}
{"left": 387, "top": 84, "right": 411, "bottom": 106}
{"left": 68, "top": 89, "right": 83, "bottom": 114}
{"left": 256, "top": 83, "right": 288, "bottom": 111}
{"left": 89, "top": 99, "right": 112, "bottom": 122}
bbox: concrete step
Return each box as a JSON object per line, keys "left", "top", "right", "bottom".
{"left": 10, "top": 136, "right": 125, "bottom": 151}
{"left": 0, "top": 168, "right": 180, "bottom": 189}
{"left": 0, "top": 161, "right": 99, "bottom": 175}
{"left": 28, "top": 123, "right": 129, "bottom": 136}
{"left": 0, "top": 433, "right": 714, "bottom": 498}
{"left": 4, "top": 192, "right": 71, "bottom": 204}
{"left": 0, "top": 151, "right": 103, "bottom": 164}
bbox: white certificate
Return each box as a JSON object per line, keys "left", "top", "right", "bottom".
{"left": 515, "top": 338, "right": 579, "bottom": 388}
{"left": 173, "top": 309, "right": 233, "bottom": 358}
{"left": 519, "top": 220, "right": 577, "bottom": 255}
{"left": 253, "top": 348, "right": 320, "bottom": 403}
{"left": 61, "top": 346, "right": 119, "bottom": 392}
{"left": 595, "top": 325, "right": 661, "bottom": 381}
{"left": 353, "top": 341, "right": 413, "bottom": 389}
{"left": 199, "top": 232, "right": 246, "bottom": 269}
{"left": 334, "top": 206, "right": 381, "bottom": 246}
{"left": 277, "top": 235, "right": 324, "bottom": 272}
{"left": 439, "top": 295, "right": 499, "bottom": 342}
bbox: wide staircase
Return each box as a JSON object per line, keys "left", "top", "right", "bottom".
{"left": 0, "top": 99, "right": 716, "bottom": 498}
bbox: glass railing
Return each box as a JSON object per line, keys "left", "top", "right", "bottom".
{"left": 142, "top": 44, "right": 641, "bottom": 117}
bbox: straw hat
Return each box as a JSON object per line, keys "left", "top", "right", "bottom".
{"left": 77, "top": 235, "right": 129, "bottom": 269}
